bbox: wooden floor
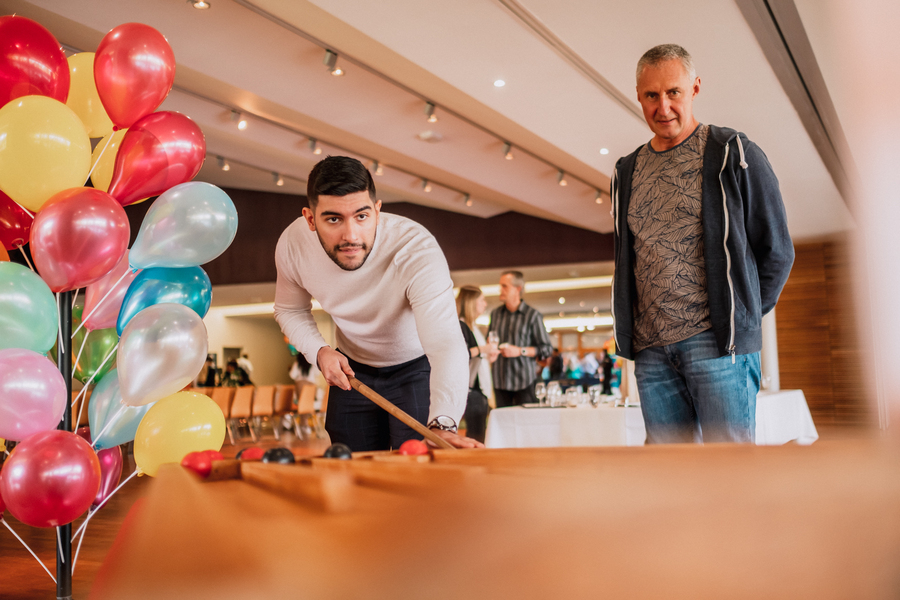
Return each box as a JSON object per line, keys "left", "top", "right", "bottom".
{"left": 0, "top": 425, "right": 330, "bottom": 600}
{"left": 0, "top": 422, "right": 877, "bottom": 599}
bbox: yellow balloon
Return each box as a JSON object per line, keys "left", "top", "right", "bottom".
{"left": 133, "top": 391, "right": 226, "bottom": 477}
{"left": 0, "top": 96, "right": 92, "bottom": 212}
{"left": 90, "top": 128, "right": 127, "bottom": 193}
{"left": 66, "top": 53, "right": 114, "bottom": 138}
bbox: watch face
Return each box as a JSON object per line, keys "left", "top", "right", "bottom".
{"left": 435, "top": 416, "right": 455, "bottom": 428}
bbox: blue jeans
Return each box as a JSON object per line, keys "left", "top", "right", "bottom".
{"left": 634, "top": 330, "right": 760, "bottom": 444}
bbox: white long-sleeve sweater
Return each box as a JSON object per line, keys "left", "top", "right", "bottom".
{"left": 273, "top": 212, "right": 467, "bottom": 424}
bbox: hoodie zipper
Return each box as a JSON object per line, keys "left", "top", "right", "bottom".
{"left": 719, "top": 141, "right": 737, "bottom": 364}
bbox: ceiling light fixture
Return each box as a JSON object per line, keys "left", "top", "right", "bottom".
{"left": 216, "top": 156, "right": 230, "bottom": 171}
{"left": 494, "top": 79, "right": 506, "bottom": 87}
{"left": 273, "top": 172, "right": 284, "bottom": 187}
{"left": 595, "top": 190, "right": 603, "bottom": 204}
{"left": 231, "top": 110, "right": 247, "bottom": 130}
{"left": 190, "top": 0, "right": 211, "bottom": 9}
{"left": 463, "top": 193, "right": 472, "bottom": 207}
{"left": 422, "top": 179, "right": 432, "bottom": 193}
{"left": 424, "top": 102, "right": 438, "bottom": 123}
{"left": 559, "top": 297, "right": 566, "bottom": 304}
{"left": 557, "top": 170, "right": 568, "bottom": 187}
{"left": 309, "top": 138, "right": 322, "bottom": 155}
{"left": 600, "top": 148, "right": 609, "bottom": 155}
{"left": 323, "top": 49, "right": 344, "bottom": 76}
{"left": 371, "top": 160, "right": 384, "bottom": 176}
{"left": 502, "top": 142, "right": 514, "bottom": 160}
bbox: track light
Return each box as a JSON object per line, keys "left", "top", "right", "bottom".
{"left": 502, "top": 142, "right": 514, "bottom": 160}
{"left": 231, "top": 110, "right": 247, "bottom": 130}
{"left": 463, "top": 193, "right": 472, "bottom": 207}
{"left": 216, "top": 156, "right": 230, "bottom": 172}
{"left": 371, "top": 160, "right": 383, "bottom": 176}
{"left": 595, "top": 190, "right": 603, "bottom": 204}
{"left": 422, "top": 179, "right": 432, "bottom": 193}
{"left": 190, "top": 0, "right": 211, "bottom": 9}
{"left": 557, "top": 170, "right": 568, "bottom": 187}
{"left": 309, "top": 138, "right": 322, "bottom": 155}
{"left": 323, "top": 49, "right": 344, "bottom": 76}
{"left": 273, "top": 172, "right": 284, "bottom": 186}
{"left": 424, "top": 102, "right": 438, "bottom": 123}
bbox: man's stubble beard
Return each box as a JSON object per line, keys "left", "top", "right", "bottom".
{"left": 317, "top": 231, "right": 375, "bottom": 272}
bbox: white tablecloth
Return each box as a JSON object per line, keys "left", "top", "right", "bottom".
{"left": 485, "top": 389, "right": 819, "bottom": 448}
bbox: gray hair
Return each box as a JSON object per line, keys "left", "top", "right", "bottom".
{"left": 501, "top": 270, "right": 525, "bottom": 290}
{"left": 636, "top": 44, "right": 696, "bottom": 83}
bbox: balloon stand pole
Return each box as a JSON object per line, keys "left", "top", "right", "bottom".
{"left": 56, "top": 290, "right": 73, "bottom": 600}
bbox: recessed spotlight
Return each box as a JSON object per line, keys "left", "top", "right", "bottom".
{"left": 494, "top": 79, "right": 506, "bottom": 87}
{"left": 190, "top": 0, "right": 211, "bottom": 9}
{"left": 587, "top": 325, "right": 595, "bottom": 331}
{"left": 593, "top": 306, "right": 599, "bottom": 313}
{"left": 599, "top": 148, "right": 609, "bottom": 155}
{"left": 577, "top": 326, "right": 586, "bottom": 332}
{"left": 558, "top": 297, "right": 565, "bottom": 304}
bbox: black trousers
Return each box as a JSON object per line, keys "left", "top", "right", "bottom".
{"left": 463, "top": 388, "right": 489, "bottom": 443}
{"left": 325, "top": 354, "right": 430, "bottom": 452}
{"left": 494, "top": 382, "right": 538, "bottom": 408}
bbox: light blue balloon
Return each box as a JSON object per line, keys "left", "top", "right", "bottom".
{"left": 0, "top": 262, "right": 58, "bottom": 353}
{"left": 116, "top": 266, "right": 212, "bottom": 336}
{"left": 88, "top": 368, "right": 153, "bottom": 450}
{"left": 129, "top": 182, "right": 238, "bottom": 270}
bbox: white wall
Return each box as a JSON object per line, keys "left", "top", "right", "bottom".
{"left": 203, "top": 308, "right": 335, "bottom": 386}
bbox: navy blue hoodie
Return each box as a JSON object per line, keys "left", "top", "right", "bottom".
{"left": 611, "top": 125, "right": 794, "bottom": 360}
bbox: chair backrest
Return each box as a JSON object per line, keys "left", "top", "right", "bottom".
{"left": 320, "top": 386, "right": 329, "bottom": 414}
{"left": 226, "top": 386, "right": 251, "bottom": 419}
{"left": 273, "top": 384, "right": 294, "bottom": 414}
{"left": 296, "top": 382, "right": 317, "bottom": 414}
{"left": 193, "top": 387, "right": 211, "bottom": 398}
{"left": 252, "top": 385, "right": 275, "bottom": 417}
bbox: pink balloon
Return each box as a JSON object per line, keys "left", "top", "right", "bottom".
{"left": 30, "top": 187, "right": 130, "bottom": 293}
{"left": 0, "top": 16, "right": 70, "bottom": 108}
{"left": 83, "top": 250, "right": 137, "bottom": 331}
{"left": 107, "top": 111, "right": 206, "bottom": 207}
{"left": 0, "top": 430, "right": 101, "bottom": 527}
{"left": 0, "top": 348, "right": 67, "bottom": 441}
{"left": 75, "top": 426, "right": 124, "bottom": 508}
{"left": 93, "top": 23, "right": 175, "bottom": 130}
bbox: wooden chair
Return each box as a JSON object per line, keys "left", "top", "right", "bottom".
{"left": 293, "top": 382, "right": 321, "bottom": 440}
{"left": 192, "top": 387, "right": 212, "bottom": 398}
{"left": 251, "top": 385, "right": 276, "bottom": 439}
{"left": 210, "top": 387, "right": 235, "bottom": 418}
{"left": 228, "top": 386, "right": 255, "bottom": 445}
{"left": 272, "top": 384, "right": 296, "bottom": 440}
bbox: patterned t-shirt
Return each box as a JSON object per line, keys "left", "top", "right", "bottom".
{"left": 627, "top": 124, "right": 711, "bottom": 352}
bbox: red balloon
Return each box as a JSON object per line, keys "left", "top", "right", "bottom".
{"left": 181, "top": 450, "right": 213, "bottom": 479}
{"left": 0, "top": 430, "right": 101, "bottom": 528}
{"left": 93, "top": 23, "right": 175, "bottom": 129}
{"left": 30, "top": 187, "right": 130, "bottom": 293}
{"left": 0, "top": 189, "right": 33, "bottom": 251}
{"left": 0, "top": 16, "right": 70, "bottom": 108}
{"left": 74, "top": 426, "right": 123, "bottom": 508}
{"left": 107, "top": 111, "right": 206, "bottom": 207}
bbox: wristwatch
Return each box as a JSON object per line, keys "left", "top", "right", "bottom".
{"left": 427, "top": 415, "right": 458, "bottom": 434}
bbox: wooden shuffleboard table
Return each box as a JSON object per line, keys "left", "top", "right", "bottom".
{"left": 91, "top": 441, "right": 900, "bottom": 599}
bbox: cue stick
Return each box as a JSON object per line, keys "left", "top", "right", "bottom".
{"left": 348, "top": 377, "right": 456, "bottom": 450}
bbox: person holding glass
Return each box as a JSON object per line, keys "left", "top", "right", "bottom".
{"left": 456, "top": 285, "right": 498, "bottom": 443}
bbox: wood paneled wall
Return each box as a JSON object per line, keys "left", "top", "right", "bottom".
{"left": 776, "top": 237, "right": 871, "bottom": 425}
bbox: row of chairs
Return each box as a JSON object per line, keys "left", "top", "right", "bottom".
{"left": 192, "top": 383, "right": 326, "bottom": 445}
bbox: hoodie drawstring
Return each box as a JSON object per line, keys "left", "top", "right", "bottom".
{"left": 736, "top": 135, "right": 749, "bottom": 170}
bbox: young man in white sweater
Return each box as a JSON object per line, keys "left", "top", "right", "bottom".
{"left": 274, "top": 156, "right": 482, "bottom": 450}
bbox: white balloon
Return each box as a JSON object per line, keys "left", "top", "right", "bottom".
{"left": 117, "top": 303, "right": 208, "bottom": 406}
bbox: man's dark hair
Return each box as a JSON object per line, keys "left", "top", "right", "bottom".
{"left": 306, "top": 156, "right": 376, "bottom": 210}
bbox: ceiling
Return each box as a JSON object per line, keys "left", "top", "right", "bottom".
{"left": 1, "top": 0, "right": 861, "bottom": 321}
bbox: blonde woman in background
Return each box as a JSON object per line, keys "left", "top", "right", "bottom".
{"left": 456, "top": 285, "right": 498, "bottom": 442}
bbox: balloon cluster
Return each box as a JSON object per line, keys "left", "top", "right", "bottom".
{"left": 0, "top": 17, "right": 234, "bottom": 531}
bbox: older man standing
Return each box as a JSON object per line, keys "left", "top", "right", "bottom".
{"left": 611, "top": 44, "right": 794, "bottom": 443}
{"left": 488, "top": 271, "right": 553, "bottom": 407}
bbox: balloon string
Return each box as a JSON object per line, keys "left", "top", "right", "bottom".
{"left": 72, "top": 341, "right": 118, "bottom": 415}
{"left": 56, "top": 527, "right": 64, "bottom": 564}
{"left": 55, "top": 293, "right": 65, "bottom": 355}
{"left": 11, "top": 199, "right": 34, "bottom": 219}
{"left": 72, "top": 508, "right": 92, "bottom": 574}
{"left": 14, "top": 243, "right": 35, "bottom": 272}
{"left": 72, "top": 268, "right": 134, "bottom": 339}
{"left": 1, "top": 519, "right": 57, "bottom": 583}
{"left": 86, "top": 134, "right": 114, "bottom": 185}
{"left": 72, "top": 330, "right": 90, "bottom": 387}
{"left": 91, "top": 396, "right": 124, "bottom": 450}
{"left": 73, "top": 468, "right": 138, "bottom": 540}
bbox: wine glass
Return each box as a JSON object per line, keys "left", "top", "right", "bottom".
{"left": 535, "top": 382, "right": 546, "bottom": 406}
{"left": 487, "top": 331, "right": 499, "bottom": 347}
{"left": 565, "top": 387, "right": 580, "bottom": 407}
{"left": 547, "top": 381, "right": 561, "bottom": 407}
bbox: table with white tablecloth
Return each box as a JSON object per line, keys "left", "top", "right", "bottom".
{"left": 484, "top": 389, "right": 819, "bottom": 448}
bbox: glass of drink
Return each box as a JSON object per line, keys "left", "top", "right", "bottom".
{"left": 487, "top": 331, "right": 499, "bottom": 348}
{"left": 535, "top": 382, "right": 546, "bottom": 405}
